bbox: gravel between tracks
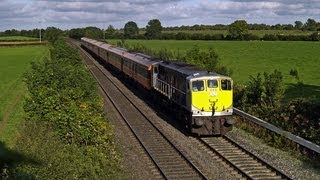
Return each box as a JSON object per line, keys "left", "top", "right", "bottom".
{"left": 100, "top": 87, "right": 162, "bottom": 179}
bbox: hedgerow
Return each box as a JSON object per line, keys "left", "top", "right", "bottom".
{"left": 234, "top": 70, "right": 320, "bottom": 159}
{"left": 11, "top": 38, "right": 122, "bottom": 178}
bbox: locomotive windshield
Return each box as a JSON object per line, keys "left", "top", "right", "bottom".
{"left": 207, "top": 80, "right": 218, "bottom": 88}
{"left": 192, "top": 80, "right": 204, "bottom": 92}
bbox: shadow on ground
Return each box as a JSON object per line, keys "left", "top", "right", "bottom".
{"left": 0, "top": 141, "right": 39, "bottom": 178}
{"left": 284, "top": 83, "right": 320, "bottom": 103}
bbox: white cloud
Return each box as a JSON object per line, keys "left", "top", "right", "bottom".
{"left": 0, "top": 0, "right": 319, "bottom": 31}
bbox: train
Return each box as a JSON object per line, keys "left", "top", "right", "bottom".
{"left": 81, "top": 37, "right": 234, "bottom": 135}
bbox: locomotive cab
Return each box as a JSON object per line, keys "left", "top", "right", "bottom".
{"left": 188, "top": 76, "right": 234, "bottom": 135}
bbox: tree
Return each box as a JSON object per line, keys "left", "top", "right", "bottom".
{"left": 84, "top": 26, "right": 103, "bottom": 39}
{"left": 105, "top": 25, "right": 116, "bottom": 38}
{"left": 294, "top": 21, "right": 303, "bottom": 29}
{"left": 228, "top": 20, "right": 248, "bottom": 40}
{"left": 44, "top": 27, "right": 63, "bottom": 43}
{"left": 68, "top": 28, "right": 85, "bottom": 39}
{"left": 145, "top": 19, "right": 162, "bottom": 39}
{"left": 263, "top": 70, "right": 284, "bottom": 108}
{"left": 124, "top": 21, "right": 139, "bottom": 39}
{"left": 304, "top": 18, "right": 317, "bottom": 31}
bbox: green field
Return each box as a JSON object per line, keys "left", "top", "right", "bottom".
{"left": 107, "top": 39, "right": 320, "bottom": 100}
{"left": 0, "top": 36, "right": 38, "bottom": 42}
{"left": 0, "top": 45, "right": 48, "bottom": 147}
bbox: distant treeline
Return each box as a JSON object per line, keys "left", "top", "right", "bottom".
{"left": 1, "top": 18, "right": 320, "bottom": 41}
{"left": 162, "top": 20, "right": 320, "bottom": 31}
{"left": 68, "top": 27, "right": 320, "bottom": 41}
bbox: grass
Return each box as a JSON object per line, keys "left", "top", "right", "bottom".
{"left": 0, "top": 36, "right": 38, "bottom": 42}
{"left": 0, "top": 45, "right": 48, "bottom": 148}
{"left": 106, "top": 39, "right": 320, "bottom": 101}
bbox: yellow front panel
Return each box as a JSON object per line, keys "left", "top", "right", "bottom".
{"left": 191, "top": 79, "right": 233, "bottom": 113}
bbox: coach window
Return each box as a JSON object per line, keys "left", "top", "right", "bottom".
{"left": 221, "top": 79, "right": 232, "bottom": 90}
{"left": 207, "top": 80, "right": 218, "bottom": 88}
{"left": 192, "top": 80, "right": 204, "bottom": 92}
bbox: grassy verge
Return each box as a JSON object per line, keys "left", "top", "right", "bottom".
{"left": 0, "top": 36, "right": 38, "bottom": 42}
{"left": 0, "top": 46, "right": 48, "bottom": 147}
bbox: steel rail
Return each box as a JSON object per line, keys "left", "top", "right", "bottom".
{"left": 223, "top": 135, "right": 292, "bottom": 179}
{"left": 198, "top": 136, "right": 292, "bottom": 180}
{"left": 73, "top": 40, "right": 207, "bottom": 179}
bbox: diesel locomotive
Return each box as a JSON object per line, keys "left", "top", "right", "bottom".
{"left": 81, "top": 37, "right": 234, "bottom": 135}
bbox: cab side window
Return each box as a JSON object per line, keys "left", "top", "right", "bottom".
{"left": 221, "top": 79, "right": 232, "bottom": 90}
{"left": 192, "top": 81, "right": 204, "bottom": 92}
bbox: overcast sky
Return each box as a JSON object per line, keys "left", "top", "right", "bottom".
{"left": 1, "top": 0, "right": 319, "bottom": 31}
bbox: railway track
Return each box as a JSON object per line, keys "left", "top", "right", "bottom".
{"left": 69, "top": 39, "right": 293, "bottom": 179}
{"left": 72, "top": 40, "right": 207, "bottom": 180}
{"left": 198, "top": 136, "right": 292, "bottom": 180}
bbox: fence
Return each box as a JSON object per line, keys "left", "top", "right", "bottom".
{"left": 233, "top": 108, "right": 320, "bottom": 154}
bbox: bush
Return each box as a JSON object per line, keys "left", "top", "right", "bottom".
{"left": 24, "top": 39, "right": 112, "bottom": 145}
{"left": 262, "top": 34, "right": 279, "bottom": 41}
{"left": 10, "top": 121, "right": 122, "bottom": 179}
{"left": 16, "top": 37, "right": 123, "bottom": 178}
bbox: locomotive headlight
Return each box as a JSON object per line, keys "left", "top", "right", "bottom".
{"left": 210, "top": 91, "right": 217, "bottom": 97}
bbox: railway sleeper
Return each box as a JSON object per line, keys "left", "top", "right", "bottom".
{"left": 165, "top": 172, "right": 199, "bottom": 178}
{"left": 246, "top": 171, "right": 277, "bottom": 179}
{"left": 149, "top": 147, "right": 175, "bottom": 151}
{"left": 235, "top": 163, "right": 268, "bottom": 169}
{"left": 222, "top": 153, "right": 249, "bottom": 158}
{"left": 232, "top": 161, "right": 261, "bottom": 166}
{"left": 219, "top": 151, "right": 245, "bottom": 156}
{"left": 238, "top": 165, "right": 272, "bottom": 172}
{"left": 162, "top": 166, "right": 193, "bottom": 172}
{"left": 156, "top": 159, "right": 185, "bottom": 164}
{"left": 149, "top": 148, "right": 175, "bottom": 152}
{"left": 153, "top": 154, "right": 178, "bottom": 159}
{"left": 147, "top": 145, "right": 172, "bottom": 150}
{"left": 214, "top": 147, "right": 238, "bottom": 151}
{"left": 227, "top": 157, "right": 252, "bottom": 161}
{"left": 253, "top": 176, "right": 283, "bottom": 180}
{"left": 151, "top": 152, "right": 177, "bottom": 156}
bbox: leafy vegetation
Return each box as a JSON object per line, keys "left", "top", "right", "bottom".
{"left": 235, "top": 73, "right": 320, "bottom": 154}
{"left": 1, "top": 38, "right": 123, "bottom": 178}
{"left": 124, "top": 21, "right": 139, "bottom": 39}
{"left": 10, "top": 121, "right": 122, "bottom": 179}
{"left": 145, "top": 19, "right": 162, "bottom": 39}
{"left": 228, "top": 20, "right": 249, "bottom": 40}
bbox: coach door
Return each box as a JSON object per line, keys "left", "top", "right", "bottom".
{"left": 132, "top": 63, "right": 137, "bottom": 80}
{"left": 152, "top": 64, "right": 159, "bottom": 88}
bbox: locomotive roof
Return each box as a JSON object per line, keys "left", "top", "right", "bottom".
{"left": 123, "top": 52, "right": 160, "bottom": 67}
{"left": 159, "top": 61, "right": 227, "bottom": 79}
